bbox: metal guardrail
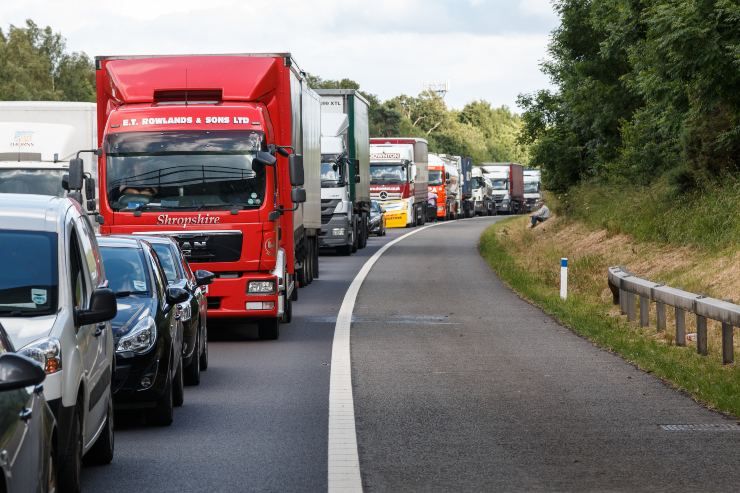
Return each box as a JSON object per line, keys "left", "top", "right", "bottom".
{"left": 607, "top": 266, "right": 739, "bottom": 364}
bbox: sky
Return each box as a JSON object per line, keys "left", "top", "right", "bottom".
{"left": 0, "top": 0, "right": 559, "bottom": 110}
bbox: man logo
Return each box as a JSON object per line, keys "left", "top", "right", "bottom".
{"left": 379, "top": 191, "right": 388, "bottom": 200}
{"left": 180, "top": 239, "right": 207, "bottom": 257}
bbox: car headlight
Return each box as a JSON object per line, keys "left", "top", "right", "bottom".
{"left": 20, "top": 337, "right": 62, "bottom": 374}
{"left": 248, "top": 280, "right": 275, "bottom": 294}
{"left": 176, "top": 301, "right": 192, "bottom": 322}
{"left": 117, "top": 316, "right": 156, "bottom": 354}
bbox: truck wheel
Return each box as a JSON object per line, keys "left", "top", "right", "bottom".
{"left": 281, "top": 294, "right": 292, "bottom": 323}
{"left": 58, "top": 401, "right": 83, "bottom": 493}
{"left": 258, "top": 318, "right": 279, "bottom": 340}
{"left": 297, "top": 252, "right": 307, "bottom": 287}
{"left": 313, "top": 237, "right": 320, "bottom": 279}
{"left": 150, "top": 371, "right": 174, "bottom": 426}
{"left": 84, "top": 390, "right": 114, "bottom": 465}
{"left": 358, "top": 219, "right": 368, "bottom": 249}
{"left": 306, "top": 239, "right": 314, "bottom": 284}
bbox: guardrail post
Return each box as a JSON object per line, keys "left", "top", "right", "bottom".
{"left": 639, "top": 296, "right": 650, "bottom": 327}
{"left": 675, "top": 307, "right": 686, "bottom": 346}
{"left": 626, "top": 293, "right": 636, "bottom": 322}
{"left": 696, "top": 315, "right": 708, "bottom": 355}
{"left": 722, "top": 322, "right": 734, "bottom": 365}
{"left": 619, "top": 289, "right": 627, "bottom": 315}
{"left": 656, "top": 302, "right": 666, "bottom": 332}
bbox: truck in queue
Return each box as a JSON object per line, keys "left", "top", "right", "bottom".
{"left": 315, "top": 89, "right": 371, "bottom": 255}
{"left": 523, "top": 168, "right": 542, "bottom": 212}
{"left": 0, "top": 102, "right": 96, "bottom": 199}
{"left": 65, "top": 54, "right": 321, "bottom": 340}
{"left": 443, "top": 154, "right": 474, "bottom": 218}
{"left": 481, "top": 163, "right": 524, "bottom": 214}
{"left": 471, "top": 166, "right": 494, "bottom": 216}
{"left": 427, "top": 153, "right": 449, "bottom": 220}
{"left": 369, "top": 137, "right": 429, "bottom": 228}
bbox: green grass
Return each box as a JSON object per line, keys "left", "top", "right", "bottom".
{"left": 559, "top": 177, "right": 740, "bottom": 250}
{"left": 479, "top": 220, "right": 740, "bottom": 418}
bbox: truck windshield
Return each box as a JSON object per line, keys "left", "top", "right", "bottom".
{"left": 0, "top": 230, "right": 58, "bottom": 316}
{"left": 428, "top": 170, "right": 444, "bottom": 186}
{"left": 0, "top": 169, "right": 66, "bottom": 196}
{"left": 370, "top": 163, "right": 406, "bottom": 184}
{"left": 105, "top": 130, "right": 267, "bottom": 212}
{"left": 321, "top": 159, "right": 344, "bottom": 188}
{"left": 472, "top": 177, "right": 486, "bottom": 189}
{"left": 491, "top": 179, "right": 508, "bottom": 190}
{"left": 524, "top": 182, "right": 540, "bottom": 193}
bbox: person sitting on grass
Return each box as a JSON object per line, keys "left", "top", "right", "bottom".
{"left": 530, "top": 204, "right": 550, "bottom": 228}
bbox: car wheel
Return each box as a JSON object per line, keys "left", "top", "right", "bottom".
{"left": 150, "top": 371, "right": 174, "bottom": 426}
{"left": 199, "top": 321, "right": 209, "bottom": 371}
{"left": 258, "top": 317, "right": 279, "bottom": 340}
{"left": 47, "top": 445, "right": 58, "bottom": 493}
{"left": 83, "top": 391, "right": 114, "bottom": 465}
{"left": 184, "top": 329, "right": 201, "bottom": 386}
{"left": 173, "top": 356, "right": 184, "bottom": 407}
{"left": 57, "top": 402, "right": 82, "bottom": 493}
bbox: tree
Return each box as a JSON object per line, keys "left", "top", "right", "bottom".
{"left": 0, "top": 19, "right": 95, "bottom": 101}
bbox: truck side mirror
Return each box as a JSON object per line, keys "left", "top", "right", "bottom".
{"left": 355, "top": 175, "right": 361, "bottom": 184}
{"left": 65, "top": 158, "right": 84, "bottom": 191}
{"left": 445, "top": 172, "right": 450, "bottom": 180}
{"left": 289, "top": 154, "right": 304, "bottom": 186}
{"left": 291, "top": 187, "right": 306, "bottom": 203}
{"left": 253, "top": 151, "right": 276, "bottom": 166}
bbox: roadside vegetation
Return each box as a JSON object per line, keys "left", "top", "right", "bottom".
{"left": 479, "top": 216, "right": 740, "bottom": 418}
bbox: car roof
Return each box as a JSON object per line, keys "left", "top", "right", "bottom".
{"left": 96, "top": 235, "right": 145, "bottom": 249}
{"left": 0, "top": 193, "right": 74, "bottom": 234}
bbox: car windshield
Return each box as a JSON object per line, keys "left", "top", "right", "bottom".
{"left": 0, "top": 168, "right": 66, "bottom": 196}
{"left": 370, "top": 163, "right": 406, "bottom": 184}
{"left": 100, "top": 246, "right": 151, "bottom": 296}
{"left": 491, "top": 179, "right": 508, "bottom": 190}
{"left": 0, "top": 230, "right": 58, "bottom": 316}
{"left": 321, "top": 160, "right": 344, "bottom": 187}
{"left": 472, "top": 177, "right": 486, "bottom": 189}
{"left": 371, "top": 201, "right": 382, "bottom": 214}
{"left": 524, "top": 182, "right": 540, "bottom": 193}
{"left": 428, "top": 170, "right": 444, "bottom": 186}
{"left": 150, "top": 243, "right": 182, "bottom": 283}
{"left": 105, "top": 130, "right": 267, "bottom": 212}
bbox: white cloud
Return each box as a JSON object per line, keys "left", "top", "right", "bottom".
{"left": 0, "top": 0, "right": 556, "bottom": 110}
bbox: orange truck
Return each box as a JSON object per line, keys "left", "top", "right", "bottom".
{"left": 428, "top": 153, "right": 459, "bottom": 220}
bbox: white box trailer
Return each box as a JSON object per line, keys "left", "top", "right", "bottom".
{"left": 0, "top": 102, "right": 97, "bottom": 198}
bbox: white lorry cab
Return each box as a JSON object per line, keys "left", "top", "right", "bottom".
{"left": 0, "top": 102, "right": 97, "bottom": 198}
{"left": 0, "top": 194, "right": 117, "bottom": 492}
{"left": 523, "top": 168, "right": 542, "bottom": 212}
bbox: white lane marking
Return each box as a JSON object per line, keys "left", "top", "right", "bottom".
{"left": 328, "top": 224, "right": 437, "bottom": 492}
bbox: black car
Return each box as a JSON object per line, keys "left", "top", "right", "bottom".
{"left": 369, "top": 200, "right": 387, "bottom": 236}
{"left": 97, "top": 236, "right": 190, "bottom": 426}
{"left": 130, "top": 235, "right": 214, "bottom": 386}
{"left": 0, "top": 323, "right": 57, "bottom": 493}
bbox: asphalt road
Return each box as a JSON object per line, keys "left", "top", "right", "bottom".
{"left": 351, "top": 217, "right": 740, "bottom": 492}
{"left": 82, "top": 228, "right": 404, "bottom": 493}
{"left": 83, "top": 216, "right": 740, "bottom": 492}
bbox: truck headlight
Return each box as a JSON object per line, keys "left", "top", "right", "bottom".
{"left": 117, "top": 316, "right": 156, "bottom": 354}
{"left": 333, "top": 201, "right": 349, "bottom": 215}
{"left": 248, "top": 280, "right": 275, "bottom": 294}
{"left": 20, "top": 337, "right": 62, "bottom": 374}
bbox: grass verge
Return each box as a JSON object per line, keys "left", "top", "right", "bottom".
{"left": 479, "top": 218, "right": 740, "bottom": 418}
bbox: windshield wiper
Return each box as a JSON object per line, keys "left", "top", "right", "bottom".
{"left": 115, "top": 290, "right": 148, "bottom": 298}
{"left": 194, "top": 202, "right": 246, "bottom": 211}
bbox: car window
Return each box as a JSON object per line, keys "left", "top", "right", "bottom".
{"left": 75, "top": 216, "right": 102, "bottom": 288}
{"left": 0, "top": 230, "right": 58, "bottom": 316}
{"left": 69, "top": 227, "right": 91, "bottom": 311}
{"left": 148, "top": 248, "right": 167, "bottom": 299}
{"left": 151, "top": 243, "right": 181, "bottom": 283}
{"left": 176, "top": 246, "right": 195, "bottom": 283}
{"left": 99, "top": 246, "right": 150, "bottom": 295}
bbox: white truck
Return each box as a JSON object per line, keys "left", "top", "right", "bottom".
{"left": 0, "top": 102, "right": 97, "bottom": 202}
{"left": 523, "top": 168, "right": 542, "bottom": 212}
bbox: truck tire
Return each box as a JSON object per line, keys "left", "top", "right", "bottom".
{"left": 358, "top": 218, "right": 368, "bottom": 249}
{"left": 258, "top": 318, "right": 279, "bottom": 340}
{"left": 281, "top": 294, "right": 292, "bottom": 323}
{"left": 313, "top": 237, "right": 320, "bottom": 279}
{"left": 306, "top": 239, "right": 314, "bottom": 284}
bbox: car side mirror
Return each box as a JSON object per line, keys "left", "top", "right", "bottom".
{"left": 76, "top": 287, "right": 117, "bottom": 326}
{"left": 291, "top": 188, "right": 306, "bottom": 203}
{"left": 65, "top": 158, "right": 84, "bottom": 191}
{"left": 289, "top": 154, "right": 304, "bottom": 186}
{"left": 0, "top": 353, "right": 46, "bottom": 391}
{"left": 253, "top": 151, "right": 277, "bottom": 167}
{"left": 194, "top": 269, "right": 215, "bottom": 286}
{"left": 166, "top": 286, "right": 189, "bottom": 305}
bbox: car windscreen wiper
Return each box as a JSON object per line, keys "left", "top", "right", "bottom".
{"left": 115, "top": 290, "right": 148, "bottom": 298}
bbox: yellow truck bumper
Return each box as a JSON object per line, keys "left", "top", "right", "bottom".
{"left": 384, "top": 211, "right": 408, "bottom": 228}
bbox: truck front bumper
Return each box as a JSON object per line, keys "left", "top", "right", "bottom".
{"left": 319, "top": 215, "right": 352, "bottom": 248}
{"left": 205, "top": 273, "right": 279, "bottom": 320}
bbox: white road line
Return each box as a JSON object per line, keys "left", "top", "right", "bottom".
{"left": 328, "top": 224, "right": 437, "bottom": 492}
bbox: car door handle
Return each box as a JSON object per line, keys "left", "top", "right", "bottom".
{"left": 94, "top": 323, "right": 106, "bottom": 337}
{"left": 19, "top": 407, "right": 32, "bottom": 422}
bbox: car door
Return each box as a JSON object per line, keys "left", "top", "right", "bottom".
{"left": 148, "top": 249, "right": 182, "bottom": 378}
{"left": 66, "top": 213, "right": 103, "bottom": 444}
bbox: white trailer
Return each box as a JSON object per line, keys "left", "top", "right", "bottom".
{"left": 0, "top": 102, "right": 97, "bottom": 199}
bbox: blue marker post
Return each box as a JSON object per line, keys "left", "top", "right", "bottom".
{"left": 560, "top": 258, "right": 568, "bottom": 300}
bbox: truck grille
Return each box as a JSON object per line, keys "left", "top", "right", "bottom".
{"left": 321, "top": 199, "right": 340, "bottom": 225}
{"left": 169, "top": 231, "right": 242, "bottom": 263}
{"left": 371, "top": 191, "right": 402, "bottom": 200}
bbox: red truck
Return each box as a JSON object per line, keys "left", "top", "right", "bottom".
{"left": 73, "top": 54, "right": 321, "bottom": 339}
